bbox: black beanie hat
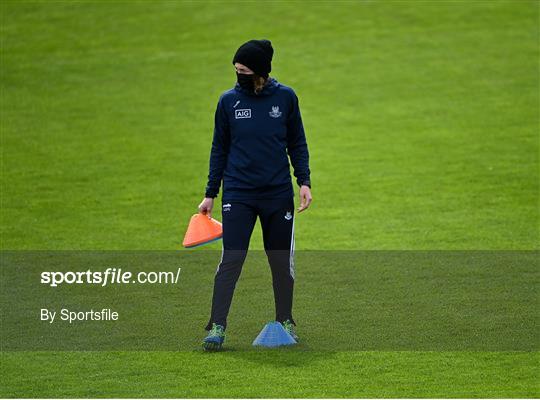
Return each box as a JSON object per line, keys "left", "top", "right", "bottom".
{"left": 232, "top": 39, "right": 273, "bottom": 78}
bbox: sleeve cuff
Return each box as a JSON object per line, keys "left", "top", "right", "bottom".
{"left": 205, "top": 186, "right": 219, "bottom": 198}
{"left": 297, "top": 179, "right": 311, "bottom": 188}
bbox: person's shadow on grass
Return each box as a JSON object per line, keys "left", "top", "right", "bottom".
{"left": 197, "top": 342, "right": 337, "bottom": 368}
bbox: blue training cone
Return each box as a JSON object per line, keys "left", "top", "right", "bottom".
{"left": 252, "top": 321, "right": 297, "bottom": 347}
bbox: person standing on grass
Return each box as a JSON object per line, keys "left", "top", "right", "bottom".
{"left": 198, "top": 39, "right": 312, "bottom": 351}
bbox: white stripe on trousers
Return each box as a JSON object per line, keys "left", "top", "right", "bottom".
{"left": 215, "top": 243, "right": 224, "bottom": 274}
{"left": 289, "top": 216, "right": 295, "bottom": 280}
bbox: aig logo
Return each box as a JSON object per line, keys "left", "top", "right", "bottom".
{"left": 235, "top": 109, "right": 251, "bottom": 119}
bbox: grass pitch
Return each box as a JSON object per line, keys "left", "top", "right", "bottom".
{"left": 1, "top": 0, "right": 538, "bottom": 397}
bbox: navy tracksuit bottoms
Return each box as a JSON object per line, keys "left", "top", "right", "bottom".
{"left": 205, "top": 197, "right": 296, "bottom": 330}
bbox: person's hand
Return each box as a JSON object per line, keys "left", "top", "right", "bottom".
{"left": 298, "top": 185, "right": 312, "bottom": 213}
{"left": 198, "top": 197, "right": 214, "bottom": 216}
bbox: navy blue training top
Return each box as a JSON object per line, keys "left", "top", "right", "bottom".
{"left": 205, "top": 78, "right": 310, "bottom": 201}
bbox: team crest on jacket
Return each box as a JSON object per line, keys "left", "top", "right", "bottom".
{"left": 269, "top": 106, "right": 282, "bottom": 118}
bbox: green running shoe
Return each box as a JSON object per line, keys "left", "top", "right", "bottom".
{"left": 281, "top": 320, "right": 298, "bottom": 341}
{"left": 202, "top": 323, "right": 225, "bottom": 351}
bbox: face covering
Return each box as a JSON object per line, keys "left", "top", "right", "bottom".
{"left": 236, "top": 72, "right": 254, "bottom": 91}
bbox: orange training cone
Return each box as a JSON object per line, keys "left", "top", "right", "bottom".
{"left": 183, "top": 213, "right": 223, "bottom": 248}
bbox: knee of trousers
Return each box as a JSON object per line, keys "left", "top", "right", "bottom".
{"left": 266, "top": 251, "right": 293, "bottom": 269}
{"left": 215, "top": 254, "right": 246, "bottom": 279}
{"left": 220, "top": 252, "right": 248, "bottom": 268}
